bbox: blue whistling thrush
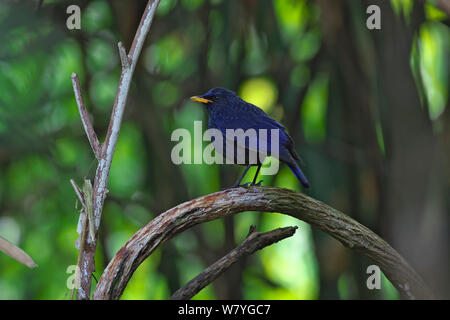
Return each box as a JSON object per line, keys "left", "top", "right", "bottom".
{"left": 190, "top": 87, "right": 310, "bottom": 189}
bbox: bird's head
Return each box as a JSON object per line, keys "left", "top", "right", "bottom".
{"left": 190, "top": 88, "right": 238, "bottom": 113}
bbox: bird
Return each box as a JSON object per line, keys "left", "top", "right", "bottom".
{"left": 190, "top": 87, "right": 310, "bottom": 189}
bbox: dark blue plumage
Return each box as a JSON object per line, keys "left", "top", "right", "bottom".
{"left": 190, "top": 87, "right": 310, "bottom": 189}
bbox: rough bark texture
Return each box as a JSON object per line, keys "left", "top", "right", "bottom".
{"left": 70, "top": 0, "right": 161, "bottom": 299}
{"left": 93, "top": 186, "right": 433, "bottom": 300}
{"left": 170, "top": 226, "right": 298, "bottom": 300}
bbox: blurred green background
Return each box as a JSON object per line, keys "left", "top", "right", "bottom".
{"left": 0, "top": 0, "right": 449, "bottom": 299}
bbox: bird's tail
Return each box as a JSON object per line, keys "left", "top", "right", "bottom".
{"left": 287, "top": 162, "right": 310, "bottom": 189}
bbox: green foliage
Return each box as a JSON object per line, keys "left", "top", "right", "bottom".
{"left": 418, "top": 22, "right": 449, "bottom": 120}
{"left": 83, "top": 1, "right": 113, "bottom": 33}
{"left": 390, "top": 0, "right": 414, "bottom": 20}
{"left": 239, "top": 77, "right": 278, "bottom": 113}
{"left": 274, "top": 0, "right": 308, "bottom": 40}
{"left": 301, "top": 73, "right": 329, "bottom": 143}
{"left": 109, "top": 124, "right": 147, "bottom": 197}
{"left": 0, "top": 0, "right": 448, "bottom": 300}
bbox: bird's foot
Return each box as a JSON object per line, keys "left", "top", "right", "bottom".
{"left": 231, "top": 180, "right": 263, "bottom": 188}
{"left": 232, "top": 182, "right": 251, "bottom": 188}
{"left": 250, "top": 180, "right": 263, "bottom": 186}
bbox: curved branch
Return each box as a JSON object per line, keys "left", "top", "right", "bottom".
{"left": 170, "top": 226, "right": 298, "bottom": 300}
{"left": 93, "top": 186, "right": 433, "bottom": 300}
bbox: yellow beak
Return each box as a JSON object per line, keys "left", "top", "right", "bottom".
{"left": 190, "top": 96, "right": 212, "bottom": 104}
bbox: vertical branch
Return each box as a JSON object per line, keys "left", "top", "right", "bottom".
{"left": 70, "top": 0, "right": 160, "bottom": 299}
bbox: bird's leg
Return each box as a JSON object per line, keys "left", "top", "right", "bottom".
{"left": 233, "top": 165, "right": 251, "bottom": 188}
{"left": 250, "top": 164, "right": 263, "bottom": 186}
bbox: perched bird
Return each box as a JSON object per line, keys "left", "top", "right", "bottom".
{"left": 190, "top": 88, "right": 310, "bottom": 189}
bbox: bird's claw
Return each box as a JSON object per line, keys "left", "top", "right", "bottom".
{"left": 232, "top": 180, "right": 263, "bottom": 188}
{"left": 251, "top": 180, "right": 263, "bottom": 186}
{"left": 233, "top": 182, "right": 251, "bottom": 188}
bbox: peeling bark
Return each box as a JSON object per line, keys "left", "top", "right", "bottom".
{"left": 93, "top": 186, "right": 433, "bottom": 300}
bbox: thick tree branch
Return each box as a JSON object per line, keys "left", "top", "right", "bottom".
{"left": 170, "top": 226, "right": 298, "bottom": 300}
{"left": 70, "top": 0, "right": 160, "bottom": 299}
{"left": 93, "top": 186, "right": 434, "bottom": 300}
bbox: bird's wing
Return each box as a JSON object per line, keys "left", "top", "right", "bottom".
{"left": 249, "top": 105, "right": 301, "bottom": 161}
{"left": 216, "top": 107, "right": 293, "bottom": 158}
{"left": 259, "top": 115, "right": 302, "bottom": 162}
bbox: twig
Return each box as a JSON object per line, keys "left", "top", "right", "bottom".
{"left": 0, "top": 236, "right": 37, "bottom": 268}
{"left": 170, "top": 226, "right": 298, "bottom": 300}
{"left": 71, "top": 73, "right": 101, "bottom": 159}
{"left": 70, "top": 0, "right": 161, "bottom": 299}
{"left": 93, "top": 186, "right": 434, "bottom": 300}
{"left": 70, "top": 179, "right": 85, "bottom": 209}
